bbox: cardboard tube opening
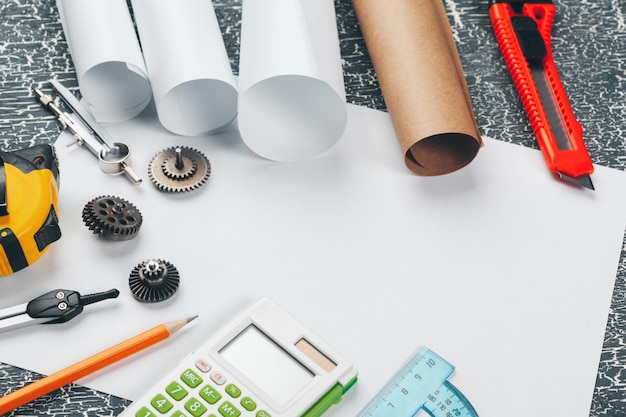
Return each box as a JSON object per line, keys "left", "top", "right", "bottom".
{"left": 406, "top": 133, "right": 481, "bottom": 175}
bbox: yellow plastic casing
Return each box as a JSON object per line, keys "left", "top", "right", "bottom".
{"left": 0, "top": 151, "right": 60, "bottom": 276}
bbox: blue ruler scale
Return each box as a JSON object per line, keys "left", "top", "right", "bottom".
{"left": 358, "top": 347, "right": 479, "bottom": 417}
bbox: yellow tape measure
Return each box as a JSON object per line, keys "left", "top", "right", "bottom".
{"left": 0, "top": 145, "right": 61, "bottom": 276}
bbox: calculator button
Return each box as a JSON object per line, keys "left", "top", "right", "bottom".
{"left": 184, "top": 397, "right": 208, "bottom": 417}
{"left": 199, "top": 384, "right": 222, "bottom": 404}
{"left": 218, "top": 401, "right": 241, "bottom": 417}
{"left": 240, "top": 397, "right": 256, "bottom": 411}
{"left": 166, "top": 381, "right": 189, "bottom": 401}
{"left": 195, "top": 359, "right": 212, "bottom": 373}
{"left": 181, "top": 368, "right": 204, "bottom": 388}
{"left": 225, "top": 384, "right": 241, "bottom": 398}
{"left": 171, "top": 412, "right": 187, "bottom": 417}
{"left": 256, "top": 411, "right": 271, "bottom": 417}
{"left": 135, "top": 406, "right": 156, "bottom": 417}
{"left": 210, "top": 371, "right": 226, "bottom": 385}
{"left": 151, "top": 394, "right": 173, "bottom": 414}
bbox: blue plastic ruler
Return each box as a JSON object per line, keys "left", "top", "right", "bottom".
{"left": 357, "top": 346, "right": 478, "bottom": 417}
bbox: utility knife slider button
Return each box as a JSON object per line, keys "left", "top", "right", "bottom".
{"left": 511, "top": 16, "right": 547, "bottom": 67}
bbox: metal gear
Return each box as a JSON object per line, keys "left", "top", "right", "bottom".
{"left": 128, "top": 259, "right": 180, "bottom": 302}
{"left": 82, "top": 195, "right": 143, "bottom": 240}
{"left": 148, "top": 146, "right": 211, "bottom": 193}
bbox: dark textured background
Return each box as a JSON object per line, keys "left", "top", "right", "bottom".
{"left": 1, "top": 0, "right": 625, "bottom": 415}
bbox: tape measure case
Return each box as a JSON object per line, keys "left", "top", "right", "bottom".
{"left": 0, "top": 145, "right": 61, "bottom": 276}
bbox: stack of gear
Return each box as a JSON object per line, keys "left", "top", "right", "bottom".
{"left": 148, "top": 146, "right": 211, "bottom": 193}
{"left": 0, "top": 145, "right": 61, "bottom": 276}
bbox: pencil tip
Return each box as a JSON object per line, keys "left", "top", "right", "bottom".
{"left": 166, "top": 316, "right": 199, "bottom": 335}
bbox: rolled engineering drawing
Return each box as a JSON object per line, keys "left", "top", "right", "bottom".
{"left": 352, "top": 0, "right": 482, "bottom": 175}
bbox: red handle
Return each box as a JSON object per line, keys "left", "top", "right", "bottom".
{"left": 489, "top": 2, "right": 593, "bottom": 179}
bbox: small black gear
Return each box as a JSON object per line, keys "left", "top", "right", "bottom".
{"left": 148, "top": 146, "right": 211, "bottom": 193}
{"left": 128, "top": 259, "right": 180, "bottom": 302}
{"left": 82, "top": 195, "right": 143, "bottom": 241}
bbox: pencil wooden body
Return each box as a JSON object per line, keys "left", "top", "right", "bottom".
{"left": 0, "top": 319, "right": 190, "bottom": 414}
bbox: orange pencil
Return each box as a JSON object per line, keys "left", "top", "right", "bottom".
{"left": 0, "top": 316, "right": 197, "bottom": 414}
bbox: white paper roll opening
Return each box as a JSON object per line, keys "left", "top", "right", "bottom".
{"left": 238, "top": 75, "right": 347, "bottom": 161}
{"left": 157, "top": 79, "right": 238, "bottom": 136}
{"left": 80, "top": 62, "right": 152, "bottom": 122}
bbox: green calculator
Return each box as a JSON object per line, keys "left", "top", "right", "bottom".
{"left": 119, "top": 298, "right": 358, "bottom": 417}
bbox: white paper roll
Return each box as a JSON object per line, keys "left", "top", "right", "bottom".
{"left": 130, "top": 0, "right": 238, "bottom": 136}
{"left": 56, "top": 0, "right": 151, "bottom": 123}
{"left": 238, "top": 0, "right": 348, "bottom": 161}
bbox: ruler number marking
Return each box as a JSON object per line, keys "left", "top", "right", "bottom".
{"left": 357, "top": 348, "right": 477, "bottom": 417}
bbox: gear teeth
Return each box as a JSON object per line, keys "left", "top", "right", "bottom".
{"left": 129, "top": 258, "right": 180, "bottom": 302}
{"left": 82, "top": 195, "right": 143, "bottom": 241}
{"left": 147, "top": 146, "right": 211, "bottom": 193}
{"left": 162, "top": 154, "right": 198, "bottom": 180}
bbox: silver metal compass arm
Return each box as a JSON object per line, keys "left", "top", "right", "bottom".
{"left": 0, "top": 303, "right": 48, "bottom": 333}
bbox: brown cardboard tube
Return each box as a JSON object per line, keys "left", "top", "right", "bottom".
{"left": 352, "top": 0, "right": 482, "bottom": 175}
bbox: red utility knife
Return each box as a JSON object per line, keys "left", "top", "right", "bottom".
{"left": 489, "top": 0, "right": 594, "bottom": 189}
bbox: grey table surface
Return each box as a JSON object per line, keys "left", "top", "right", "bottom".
{"left": 1, "top": 0, "right": 625, "bottom": 416}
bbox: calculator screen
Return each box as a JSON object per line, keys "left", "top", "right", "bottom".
{"left": 219, "top": 324, "right": 315, "bottom": 405}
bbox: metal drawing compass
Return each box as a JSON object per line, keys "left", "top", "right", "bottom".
{"left": 0, "top": 288, "right": 119, "bottom": 333}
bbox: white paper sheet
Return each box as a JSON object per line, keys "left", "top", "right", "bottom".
{"left": 0, "top": 104, "right": 625, "bottom": 417}
{"left": 238, "top": 0, "right": 347, "bottom": 161}
{"left": 130, "top": 0, "right": 238, "bottom": 136}
{"left": 56, "top": 0, "right": 151, "bottom": 123}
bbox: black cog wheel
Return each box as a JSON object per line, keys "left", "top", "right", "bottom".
{"left": 82, "top": 195, "right": 143, "bottom": 241}
{"left": 129, "top": 259, "right": 180, "bottom": 302}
